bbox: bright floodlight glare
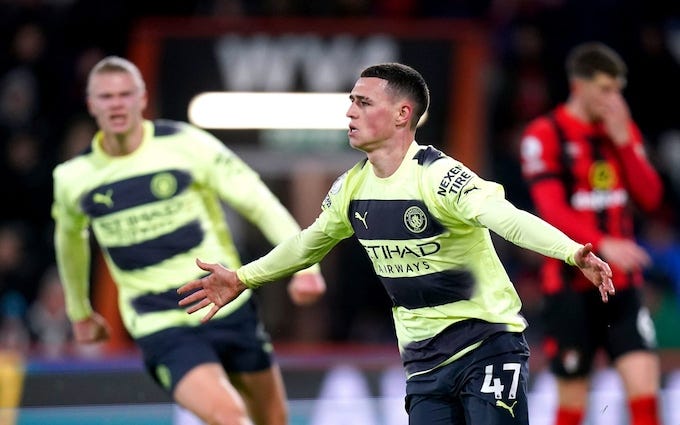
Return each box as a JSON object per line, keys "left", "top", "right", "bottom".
{"left": 188, "top": 92, "right": 351, "bottom": 130}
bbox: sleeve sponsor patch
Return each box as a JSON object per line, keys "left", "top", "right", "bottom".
{"left": 437, "top": 165, "right": 473, "bottom": 196}
{"left": 322, "top": 172, "right": 346, "bottom": 210}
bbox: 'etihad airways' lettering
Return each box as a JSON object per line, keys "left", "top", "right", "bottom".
{"left": 374, "top": 261, "right": 431, "bottom": 275}
{"left": 94, "top": 199, "right": 189, "bottom": 245}
{"left": 362, "top": 242, "right": 441, "bottom": 260}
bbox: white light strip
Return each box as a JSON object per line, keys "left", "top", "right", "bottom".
{"left": 188, "top": 92, "right": 351, "bottom": 129}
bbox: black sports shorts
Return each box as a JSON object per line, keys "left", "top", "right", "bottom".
{"left": 542, "top": 286, "right": 656, "bottom": 378}
{"left": 406, "top": 332, "right": 530, "bottom": 425}
{"left": 136, "top": 297, "right": 273, "bottom": 395}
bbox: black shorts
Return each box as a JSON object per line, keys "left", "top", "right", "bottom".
{"left": 542, "top": 286, "right": 656, "bottom": 378}
{"left": 135, "top": 298, "right": 273, "bottom": 395}
{"left": 405, "top": 332, "right": 530, "bottom": 425}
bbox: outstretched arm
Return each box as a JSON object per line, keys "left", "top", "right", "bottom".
{"left": 178, "top": 222, "right": 341, "bottom": 322}
{"left": 476, "top": 196, "right": 615, "bottom": 302}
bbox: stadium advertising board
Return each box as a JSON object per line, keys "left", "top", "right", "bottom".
{"left": 129, "top": 17, "right": 490, "bottom": 170}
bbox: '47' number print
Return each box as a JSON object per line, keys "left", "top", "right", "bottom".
{"left": 480, "top": 363, "right": 521, "bottom": 399}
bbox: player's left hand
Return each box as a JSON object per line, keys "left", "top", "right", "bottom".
{"left": 177, "top": 258, "right": 247, "bottom": 323}
{"left": 574, "top": 243, "right": 615, "bottom": 302}
{"left": 288, "top": 272, "right": 326, "bottom": 306}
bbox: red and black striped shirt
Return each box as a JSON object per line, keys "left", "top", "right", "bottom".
{"left": 520, "top": 104, "right": 662, "bottom": 292}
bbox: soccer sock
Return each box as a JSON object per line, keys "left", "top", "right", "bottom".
{"left": 629, "top": 395, "right": 660, "bottom": 425}
{"left": 555, "top": 407, "right": 584, "bottom": 425}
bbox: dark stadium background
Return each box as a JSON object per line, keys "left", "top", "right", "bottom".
{"left": 1, "top": 1, "right": 679, "bottom": 424}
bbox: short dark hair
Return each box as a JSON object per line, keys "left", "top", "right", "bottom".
{"left": 360, "top": 63, "right": 430, "bottom": 130}
{"left": 566, "top": 42, "right": 627, "bottom": 81}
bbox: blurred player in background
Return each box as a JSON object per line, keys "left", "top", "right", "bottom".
{"left": 520, "top": 42, "right": 663, "bottom": 425}
{"left": 177, "top": 62, "right": 615, "bottom": 425}
{"left": 52, "top": 56, "right": 326, "bottom": 425}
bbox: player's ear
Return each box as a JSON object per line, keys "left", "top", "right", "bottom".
{"left": 396, "top": 102, "right": 412, "bottom": 128}
{"left": 570, "top": 77, "right": 585, "bottom": 95}
{"left": 86, "top": 96, "right": 95, "bottom": 117}
{"left": 140, "top": 90, "right": 148, "bottom": 112}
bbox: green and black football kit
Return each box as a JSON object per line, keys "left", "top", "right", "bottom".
{"left": 53, "top": 120, "right": 313, "bottom": 393}
{"left": 236, "top": 141, "right": 584, "bottom": 424}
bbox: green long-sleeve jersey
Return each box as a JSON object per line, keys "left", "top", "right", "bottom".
{"left": 53, "top": 120, "right": 309, "bottom": 338}
{"left": 238, "top": 142, "right": 582, "bottom": 378}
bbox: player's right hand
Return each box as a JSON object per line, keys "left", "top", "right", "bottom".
{"left": 177, "top": 258, "right": 247, "bottom": 323}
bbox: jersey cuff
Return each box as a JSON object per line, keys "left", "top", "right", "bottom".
{"left": 236, "top": 267, "right": 259, "bottom": 290}
{"left": 564, "top": 244, "right": 583, "bottom": 267}
{"left": 67, "top": 302, "right": 94, "bottom": 323}
{"left": 293, "top": 264, "right": 321, "bottom": 276}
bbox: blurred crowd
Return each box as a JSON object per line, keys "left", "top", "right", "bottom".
{"left": 1, "top": 0, "right": 679, "bottom": 361}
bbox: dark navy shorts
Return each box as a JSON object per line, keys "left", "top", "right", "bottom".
{"left": 542, "top": 286, "right": 656, "bottom": 378}
{"left": 135, "top": 297, "right": 273, "bottom": 395}
{"left": 405, "top": 332, "right": 530, "bottom": 425}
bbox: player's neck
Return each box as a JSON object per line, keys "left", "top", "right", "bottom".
{"left": 366, "top": 136, "right": 412, "bottom": 178}
{"left": 101, "top": 124, "right": 144, "bottom": 156}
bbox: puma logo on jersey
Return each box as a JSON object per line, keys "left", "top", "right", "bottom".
{"left": 354, "top": 211, "right": 368, "bottom": 229}
{"left": 496, "top": 400, "right": 517, "bottom": 418}
{"left": 93, "top": 189, "right": 114, "bottom": 208}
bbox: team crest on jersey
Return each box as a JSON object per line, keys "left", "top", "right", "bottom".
{"left": 150, "top": 172, "right": 178, "bottom": 199}
{"left": 322, "top": 172, "right": 346, "bottom": 209}
{"left": 588, "top": 161, "right": 617, "bottom": 190}
{"left": 404, "top": 205, "right": 427, "bottom": 233}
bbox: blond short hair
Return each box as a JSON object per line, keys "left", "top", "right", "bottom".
{"left": 87, "top": 56, "right": 146, "bottom": 95}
